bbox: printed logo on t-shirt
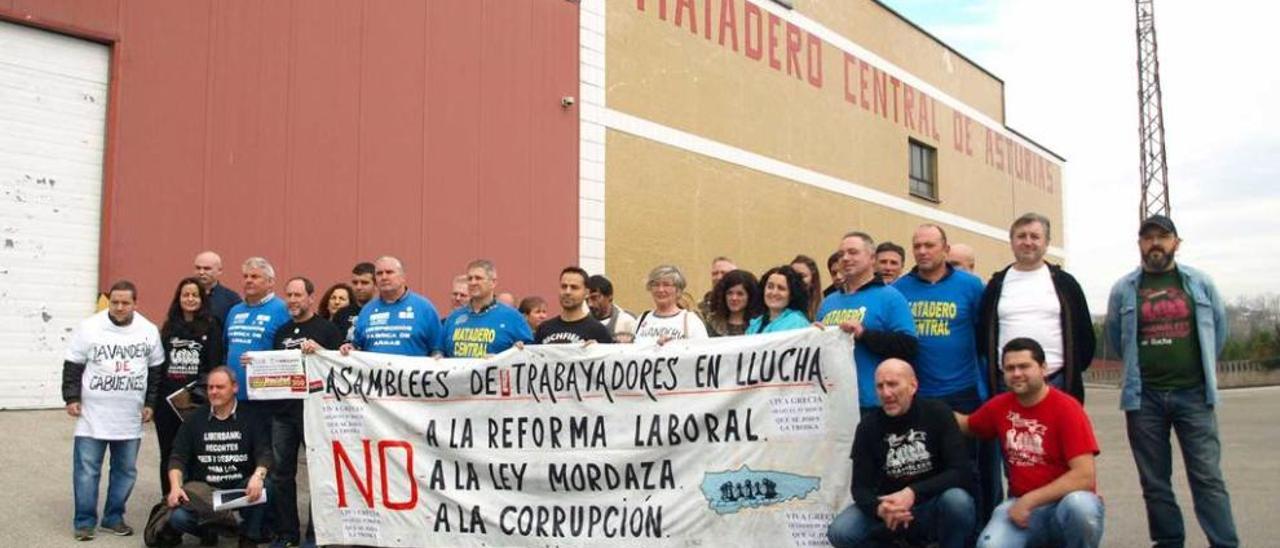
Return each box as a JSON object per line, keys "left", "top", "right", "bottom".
{"left": 1140, "top": 287, "right": 1192, "bottom": 347}
{"left": 821, "top": 307, "right": 866, "bottom": 326}
{"left": 452, "top": 327, "right": 496, "bottom": 357}
{"left": 168, "top": 338, "right": 204, "bottom": 377}
{"left": 278, "top": 336, "right": 308, "bottom": 350}
{"left": 369, "top": 311, "right": 390, "bottom": 326}
{"left": 1004, "top": 412, "right": 1047, "bottom": 467}
{"left": 398, "top": 306, "right": 415, "bottom": 320}
{"left": 909, "top": 301, "right": 958, "bottom": 337}
{"left": 884, "top": 429, "right": 933, "bottom": 479}
{"left": 541, "top": 332, "right": 585, "bottom": 344}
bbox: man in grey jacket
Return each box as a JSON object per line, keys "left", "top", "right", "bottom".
{"left": 1106, "top": 215, "right": 1238, "bottom": 548}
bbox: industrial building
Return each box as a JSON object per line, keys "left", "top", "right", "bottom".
{"left": 0, "top": 0, "right": 1063, "bottom": 408}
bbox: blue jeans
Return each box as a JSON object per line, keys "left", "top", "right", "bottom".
{"left": 1126, "top": 386, "right": 1238, "bottom": 547}
{"left": 168, "top": 480, "right": 272, "bottom": 540}
{"left": 72, "top": 436, "right": 140, "bottom": 530}
{"left": 977, "top": 491, "right": 1104, "bottom": 548}
{"left": 828, "top": 487, "right": 974, "bottom": 548}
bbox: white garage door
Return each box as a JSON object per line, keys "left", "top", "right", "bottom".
{"left": 0, "top": 21, "right": 110, "bottom": 409}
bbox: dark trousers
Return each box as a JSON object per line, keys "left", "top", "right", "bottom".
{"left": 938, "top": 386, "right": 1004, "bottom": 526}
{"left": 154, "top": 400, "right": 183, "bottom": 495}
{"left": 271, "top": 400, "right": 313, "bottom": 542}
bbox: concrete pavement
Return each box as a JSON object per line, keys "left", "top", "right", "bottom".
{"left": 2, "top": 386, "right": 1274, "bottom": 546}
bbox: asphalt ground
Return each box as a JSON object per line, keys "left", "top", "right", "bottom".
{"left": 2, "top": 386, "right": 1275, "bottom": 547}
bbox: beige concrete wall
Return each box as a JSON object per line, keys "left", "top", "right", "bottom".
{"left": 605, "top": 132, "right": 1059, "bottom": 311}
{"left": 605, "top": 0, "right": 1065, "bottom": 310}
{"left": 798, "top": 0, "right": 1006, "bottom": 123}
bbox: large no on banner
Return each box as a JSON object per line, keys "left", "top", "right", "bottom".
{"left": 304, "top": 328, "right": 859, "bottom": 546}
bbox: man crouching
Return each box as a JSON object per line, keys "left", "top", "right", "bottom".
{"left": 828, "top": 359, "right": 976, "bottom": 548}
{"left": 164, "top": 366, "right": 272, "bottom": 547}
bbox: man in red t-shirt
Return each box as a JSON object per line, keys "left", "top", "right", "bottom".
{"left": 956, "top": 337, "right": 1104, "bottom": 548}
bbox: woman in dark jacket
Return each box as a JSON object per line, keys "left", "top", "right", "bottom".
{"left": 156, "top": 276, "right": 225, "bottom": 494}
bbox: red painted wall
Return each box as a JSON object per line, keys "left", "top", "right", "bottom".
{"left": 1, "top": 0, "right": 579, "bottom": 318}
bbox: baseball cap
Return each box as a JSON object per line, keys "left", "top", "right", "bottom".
{"left": 1139, "top": 214, "right": 1178, "bottom": 236}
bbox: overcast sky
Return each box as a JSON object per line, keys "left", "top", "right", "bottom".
{"left": 881, "top": 0, "right": 1279, "bottom": 312}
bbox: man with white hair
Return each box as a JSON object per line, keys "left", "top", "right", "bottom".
{"left": 224, "top": 257, "right": 290, "bottom": 401}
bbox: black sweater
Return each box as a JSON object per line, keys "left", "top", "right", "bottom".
{"left": 850, "top": 398, "right": 972, "bottom": 517}
{"left": 169, "top": 404, "right": 272, "bottom": 489}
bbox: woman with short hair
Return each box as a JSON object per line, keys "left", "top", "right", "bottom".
{"left": 634, "top": 265, "right": 709, "bottom": 343}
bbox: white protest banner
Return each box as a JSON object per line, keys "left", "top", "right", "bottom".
{"left": 245, "top": 350, "right": 307, "bottom": 400}
{"left": 304, "top": 328, "right": 859, "bottom": 547}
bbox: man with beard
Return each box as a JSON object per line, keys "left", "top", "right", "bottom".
{"left": 587, "top": 275, "right": 637, "bottom": 343}
{"left": 956, "top": 338, "right": 1104, "bottom": 548}
{"left": 1105, "top": 215, "right": 1238, "bottom": 548}
{"left": 535, "top": 267, "right": 614, "bottom": 344}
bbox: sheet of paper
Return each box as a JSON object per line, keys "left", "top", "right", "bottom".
{"left": 212, "top": 488, "right": 269, "bottom": 511}
{"left": 245, "top": 350, "right": 306, "bottom": 400}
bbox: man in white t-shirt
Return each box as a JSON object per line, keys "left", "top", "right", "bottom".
{"left": 977, "top": 213, "right": 1095, "bottom": 402}
{"left": 61, "top": 280, "right": 166, "bottom": 541}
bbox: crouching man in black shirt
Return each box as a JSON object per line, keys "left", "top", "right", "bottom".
{"left": 828, "top": 359, "right": 976, "bottom": 548}
{"left": 165, "top": 366, "right": 272, "bottom": 547}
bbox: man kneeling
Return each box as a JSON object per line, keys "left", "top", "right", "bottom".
{"left": 165, "top": 367, "right": 272, "bottom": 547}
{"left": 828, "top": 359, "right": 975, "bottom": 548}
{"left": 957, "top": 338, "right": 1104, "bottom": 548}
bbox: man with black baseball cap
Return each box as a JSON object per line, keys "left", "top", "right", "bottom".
{"left": 1105, "top": 214, "right": 1239, "bottom": 547}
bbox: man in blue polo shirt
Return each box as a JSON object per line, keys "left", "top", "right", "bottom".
{"left": 341, "top": 256, "right": 441, "bottom": 357}
{"left": 818, "top": 231, "right": 917, "bottom": 414}
{"left": 440, "top": 259, "right": 533, "bottom": 357}
{"left": 894, "top": 223, "right": 1002, "bottom": 526}
{"left": 225, "top": 257, "right": 291, "bottom": 401}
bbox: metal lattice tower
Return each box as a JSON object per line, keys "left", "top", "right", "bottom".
{"left": 1136, "top": 0, "right": 1170, "bottom": 219}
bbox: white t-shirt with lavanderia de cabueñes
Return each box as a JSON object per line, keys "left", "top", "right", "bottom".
{"left": 65, "top": 310, "right": 166, "bottom": 440}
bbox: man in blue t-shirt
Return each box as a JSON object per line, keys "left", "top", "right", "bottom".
{"left": 440, "top": 259, "right": 533, "bottom": 357}
{"left": 818, "top": 231, "right": 917, "bottom": 413}
{"left": 225, "top": 257, "right": 291, "bottom": 401}
{"left": 894, "top": 223, "right": 1002, "bottom": 525}
{"left": 341, "top": 256, "right": 442, "bottom": 357}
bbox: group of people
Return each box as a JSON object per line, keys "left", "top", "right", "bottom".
{"left": 61, "top": 211, "right": 1237, "bottom": 548}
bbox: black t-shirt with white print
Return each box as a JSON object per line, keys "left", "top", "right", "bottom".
{"left": 535, "top": 315, "right": 615, "bottom": 344}
{"left": 272, "top": 315, "right": 345, "bottom": 352}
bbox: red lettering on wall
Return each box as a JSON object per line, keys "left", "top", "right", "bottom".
{"left": 718, "top": 0, "right": 739, "bottom": 51}
{"left": 889, "top": 77, "right": 901, "bottom": 123}
{"left": 785, "top": 22, "right": 803, "bottom": 80}
{"left": 843, "top": 52, "right": 859, "bottom": 105}
{"left": 903, "top": 85, "right": 917, "bottom": 131}
{"left": 378, "top": 440, "right": 418, "bottom": 511}
{"left": 806, "top": 32, "right": 823, "bottom": 88}
{"left": 703, "top": 0, "right": 712, "bottom": 39}
{"left": 858, "top": 60, "right": 871, "bottom": 110}
{"left": 675, "top": 0, "right": 697, "bottom": 34}
{"left": 767, "top": 13, "right": 782, "bottom": 71}
{"left": 744, "top": 3, "right": 763, "bottom": 60}
{"left": 872, "top": 67, "right": 887, "bottom": 119}
{"left": 334, "top": 440, "right": 373, "bottom": 508}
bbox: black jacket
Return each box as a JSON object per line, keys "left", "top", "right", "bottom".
{"left": 978, "top": 263, "right": 1095, "bottom": 402}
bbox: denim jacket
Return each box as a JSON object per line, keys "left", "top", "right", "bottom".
{"left": 1106, "top": 264, "right": 1227, "bottom": 410}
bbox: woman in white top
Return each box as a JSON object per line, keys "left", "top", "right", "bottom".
{"left": 634, "top": 264, "right": 709, "bottom": 343}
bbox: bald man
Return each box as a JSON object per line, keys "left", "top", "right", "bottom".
{"left": 193, "top": 251, "right": 241, "bottom": 322}
{"left": 342, "top": 256, "right": 442, "bottom": 357}
{"left": 948, "top": 243, "right": 976, "bottom": 274}
{"left": 828, "top": 359, "right": 975, "bottom": 548}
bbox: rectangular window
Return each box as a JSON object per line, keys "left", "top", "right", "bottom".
{"left": 908, "top": 139, "right": 938, "bottom": 201}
